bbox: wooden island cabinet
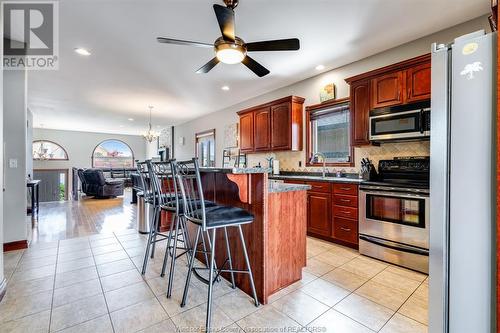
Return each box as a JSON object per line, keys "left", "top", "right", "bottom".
{"left": 346, "top": 54, "right": 431, "bottom": 146}
{"left": 185, "top": 168, "right": 310, "bottom": 305}
{"left": 237, "top": 96, "right": 305, "bottom": 153}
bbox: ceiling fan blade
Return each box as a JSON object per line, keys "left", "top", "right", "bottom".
{"left": 196, "top": 58, "right": 220, "bottom": 74}
{"left": 241, "top": 56, "right": 270, "bottom": 77}
{"left": 213, "top": 4, "right": 235, "bottom": 42}
{"left": 157, "top": 37, "right": 213, "bottom": 48}
{"left": 245, "top": 38, "right": 300, "bottom": 52}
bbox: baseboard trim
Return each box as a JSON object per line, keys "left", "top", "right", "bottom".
{"left": 0, "top": 278, "right": 6, "bottom": 302}
{"left": 3, "top": 240, "right": 28, "bottom": 252}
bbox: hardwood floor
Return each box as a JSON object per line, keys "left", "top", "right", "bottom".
{"left": 31, "top": 189, "right": 136, "bottom": 244}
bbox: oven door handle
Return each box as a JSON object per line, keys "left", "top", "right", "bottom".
{"left": 359, "top": 189, "right": 429, "bottom": 199}
{"left": 359, "top": 235, "right": 429, "bottom": 256}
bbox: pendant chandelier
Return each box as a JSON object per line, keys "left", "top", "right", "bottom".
{"left": 35, "top": 142, "right": 50, "bottom": 160}
{"left": 143, "top": 106, "right": 159, "bottom": 143}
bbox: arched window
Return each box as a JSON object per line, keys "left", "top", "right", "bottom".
{"left": 92, "top": 140, "right": 134, "bottom": 168}
{"left": 32, "top": 140, "right": 69, "bottom": 160}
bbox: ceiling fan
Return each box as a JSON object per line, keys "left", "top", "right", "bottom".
{"left": 156, "top": 0, "right": 300, "bottom": 77}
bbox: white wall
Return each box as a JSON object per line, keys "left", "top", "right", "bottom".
{"left": 3, "top": 69, "right": 28, "bottom": 243}
{"left": 26, "top": 108, "right": 33, "bottom": 179}
{"left": 33, "top": 128, "right": 148, "bottom": 169}
{"left": 32, "top": 128, "right": 148, "bottom": 193}
{"left": 173, "top": 15, "right": 490, "bottom": 168}
{"left": 0, "top": 9, "right": 5, "bottom": 287}
{"left": 146, "top": 140, "right": 158, "bottom": 159}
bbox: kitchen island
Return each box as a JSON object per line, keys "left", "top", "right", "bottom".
{"left": 192, "top": 168, "right": 310, "bottom": 304}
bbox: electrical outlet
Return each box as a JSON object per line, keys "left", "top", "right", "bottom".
{"left": 298, "top": 161, "right": 302, "bottom": 167}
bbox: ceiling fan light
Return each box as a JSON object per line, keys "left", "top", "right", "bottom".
{"left": 216, "top": 48, "right": 245, "bottom": 64}
{"left": 215, "top": 40, "right": 246, "bottom": 64}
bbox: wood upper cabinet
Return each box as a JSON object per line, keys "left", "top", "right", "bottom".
{"left": 406, "top": 62, "right": 431, "bottom": 103}
{"left": 270, "top": 102, "right": 291, "bottom": 150}
{"left": 239, "top": 111, "right": 254, "bottom": 153}
{"left": 237, "top": 96, "right": 304, "bottom": 153}
{"left": 370, "top": 71, "right": 404, "bottom": 109}
{"left": 346, "top": 54, "right": 431, "bottom": 146}
{"left": 350, "top": 80, "right": 371, "bottom": 146}
{"left": 253, "top": 107, "right": 271, "bottom": 151}
{"left": 307, "top": 191, "right": 331, "bottom": 237}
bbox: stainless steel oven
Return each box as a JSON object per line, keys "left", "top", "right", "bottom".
{"left": 359, "top": 185, "right": 429, "bottom": 273}
{"left": 369, "top": 105, "right": 430, "bottom": 142}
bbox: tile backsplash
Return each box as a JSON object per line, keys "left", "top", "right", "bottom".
{"left": 247, "top": 141, "right": 430, "bottom": 174}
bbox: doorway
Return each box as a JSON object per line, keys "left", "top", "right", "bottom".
{"left": 33, "top": 169, "right": 68, "bottom": 202}
{"left": 195, "top": 129, "right": 216, "bottom": 167}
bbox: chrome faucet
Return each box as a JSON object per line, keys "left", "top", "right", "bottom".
{"left": 310, "top": 152, "right": 327, "bottom": 178}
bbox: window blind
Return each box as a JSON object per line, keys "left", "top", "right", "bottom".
{"left": 310, "top": 102, "right": 349, "bottom": 120}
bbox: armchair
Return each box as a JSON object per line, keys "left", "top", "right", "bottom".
{"left": 82, "top": 169, "right": 124, "bottom": 198}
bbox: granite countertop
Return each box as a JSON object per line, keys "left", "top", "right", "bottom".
{"left": 268, "top": 180, "right": 312, "bottom": 193}
{"left": 270, "top": 174, "right": 365, "bottom": 184}
{"left": 199, "top": 167, "right": 272, "bottom": 174}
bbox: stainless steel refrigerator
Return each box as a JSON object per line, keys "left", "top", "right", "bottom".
{"left": 430, "top": 30, "right": 496, "bottom": 333}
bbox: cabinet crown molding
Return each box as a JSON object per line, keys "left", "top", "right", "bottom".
{"left": 237, "top": 95, "right": 305, "bottom": 115}
{"left": 344, "top": 53, "right": 431, "bottom": 84}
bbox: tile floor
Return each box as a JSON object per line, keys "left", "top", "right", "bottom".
{"left": 1, "top": 230, "right": 428, "bottom": 332}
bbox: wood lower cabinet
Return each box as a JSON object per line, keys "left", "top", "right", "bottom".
{"left": 370, "top": 71, "right": 404, "bottom": 109}
{"left": 332, "top": 217, "right": 358, "bottom": 245}
{"left": 253, "top": 107, "right": 271, "bottom": 151}
{"left": 307, "top": 191, "right": 331, "bottom": 237}
{"left": 237, "top": 96, "right": 304, "bottom": 153}
{"left": 333, "top": 183, "right": 358, "bottom": 196}
{"left": 332, "top": 183, "right": 359, "bottom": 247}
{"left": 239, "top": 111, "right": 254, "bottom": 153}
{"left": 285, "top": 179, "right": 359, "bottom": 248}
{"left": 333, "top": 194, "right": 358, "bottom": 207}
{"left": 406, "top": 62, "right": 431, "bottom": 102}
{"left": 307, "top": 181, "right": 331, "bottom": 193}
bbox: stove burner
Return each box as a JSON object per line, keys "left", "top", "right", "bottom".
{"left": 372, "top": 157, "right": 430, "bottom": 188}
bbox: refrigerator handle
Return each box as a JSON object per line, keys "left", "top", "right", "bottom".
{"left": 419, "top": 109, "right": 425, "bottom": 133}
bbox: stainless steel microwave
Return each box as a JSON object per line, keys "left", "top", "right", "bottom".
{"left": 369, "top": 103, "right": 430, "bottom": 142}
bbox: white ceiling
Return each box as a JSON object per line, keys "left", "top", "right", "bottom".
{"left": 28, "top": 0, "right": 489, "bottom": 135}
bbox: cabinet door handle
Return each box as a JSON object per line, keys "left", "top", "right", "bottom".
{"left": 340, "top": 227, "right": 351, "bottom": 232}
{"left": 340, "top": 198, "right": 350, "bottom": 202}
{"left": 340, "top": 187, "right": 351, "bottom": 191}
{"left": 341, "top": 211, "right": 351, "bottom": 214}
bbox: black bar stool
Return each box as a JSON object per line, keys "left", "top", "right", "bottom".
{"left": 147, "top": 160, "right": 193, "bottom": 297}
{"left": 137, "top": 160, "right": 168, "bottom": 274}
{"left": 157, "top": 159, "right": 219, "bottom": 297}
{"left": 174, "top": 158, "right": 259, "bottom": 332}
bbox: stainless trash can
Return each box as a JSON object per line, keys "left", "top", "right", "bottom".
{"left": 136, "top": 192, "right": 150, "bottom": 234}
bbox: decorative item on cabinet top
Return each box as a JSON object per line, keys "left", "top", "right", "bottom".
{"left": 320, "top": 83, "right": 336, "bottom": 102}
{"left": 237, "top": 95, "right": 305, "bottom": 154}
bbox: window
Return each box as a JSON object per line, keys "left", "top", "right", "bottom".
{"left": 32, "top": 140, "right": 68, "bottom": 160}
{"left": 92, "top": 140, "right": 134, "bottom": 168}
{"left": 195, "top": 129, "right": 215, "bottom": 167}
{"left": 306, "top": 98, "right": 353, "bottom": 166}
